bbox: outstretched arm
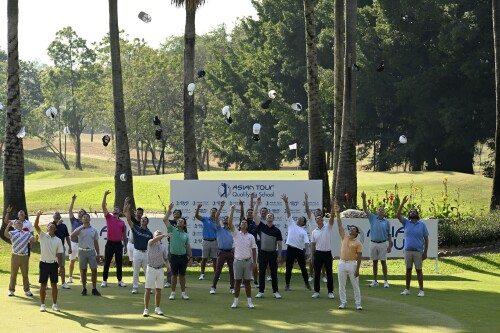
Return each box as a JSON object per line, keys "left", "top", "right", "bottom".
{"left": 335, "top": 202, "right": 345, "bottom": 239}
{"left": 396, "top": 195, "right": 408, "bottom": 223}
{"left": 253, "top": 197, "right": 262, "bottom": 225}
{"left": 102, "top": 190, "right": 111, "bottom": 216}
{"left": 69, "top": 195, "right": 76, "bottom": 220}
{"left": 249, "top": 192, "right": 256, "bottom": 210}
{"left": 149, "top": 233, "right": 167, "bottom": 246}
{"left": 329, "top": 199, "right": 335, "bottom": 226}
{"left": 124, "top": 199, "right": 134, "bottom": 229}
{"left": 228, "top": 205, "right": 236, "bottom": 232}
{"left": 163, "top": 203, "right": 174, "bottom": 229}
{"left": 281, "top": 194, "right": 291, "bottom": 219}
{"left": 361, "top": 191, "right": 369, "bottom": 215}
{"left": 4, "top": 221, "right": 13, "bottom": 239}
{"left": 195, "top": 204, "right": 202, "bottom": 221}
{"left": 239, "top": 199, "right": 245, "bottom": 221}
{"left": 34, "top": 210, "right": 43, "bottom": 235}
{"left": 215, "top": 201, "right": 225, "bottom": 227}
{"left": 305, "top": 192, "right": 312, "bottom": 220}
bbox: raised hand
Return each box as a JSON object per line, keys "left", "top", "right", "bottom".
{"left": 361, "top": 192, "right": 366, "bottom": 200}
{"left": 104, "top": 190, "right": 111, "bottom": 196}
{"left": 281, "top": 194, "right": 288, "bottom": 202}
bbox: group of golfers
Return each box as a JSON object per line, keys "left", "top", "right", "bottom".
{"left": 3, "top": 190, "right": 429, "bottom": 316}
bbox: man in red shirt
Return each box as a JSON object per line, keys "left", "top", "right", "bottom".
{"left": 101, "top": 190, "right": 127, "bottom": 288}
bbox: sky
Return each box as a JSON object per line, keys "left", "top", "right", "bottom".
{"left": 0, "top": 0, "right": 258, "bottom": 65}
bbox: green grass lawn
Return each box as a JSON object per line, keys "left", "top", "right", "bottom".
{"left": 0, "top": 241, "right": 498, "bottom": 332}
{"left": 0, "top": 170, "right": 492, "bottom": 216}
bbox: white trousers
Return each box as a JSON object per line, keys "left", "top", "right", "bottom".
{"left": 338, "top": 260, "right": 361, "bottom": 306}
{"left": 133, "top": 250, "right": 148, "bottom": 289}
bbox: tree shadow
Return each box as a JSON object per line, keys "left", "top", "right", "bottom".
{"left": 442, "top": 258, "right": 500, "bottom": 278}
{"left": 53, "top": 310, "right": 100, "bottom": 331}
{"left": 472, "top": 255, "right": 500, "bottom": 270}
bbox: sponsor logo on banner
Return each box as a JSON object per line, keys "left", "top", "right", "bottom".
{"left": 218, "top": 183, "right": 232, "bottom": 198}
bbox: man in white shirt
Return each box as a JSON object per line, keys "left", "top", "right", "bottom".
{"left": 281, "top": 194, "right": 311, "bottom": 291}
{"left": 310, "top": 208, "right": 335, "bottom": 299}
{"left": 34, "top": 211, "right": 64, "bottom": 312}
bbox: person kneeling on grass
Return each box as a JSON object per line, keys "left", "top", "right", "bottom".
{"left": 143, "top": 230, "right": 169, "bottom": 317}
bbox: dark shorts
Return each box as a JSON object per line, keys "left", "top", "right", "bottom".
{"left": 170, "top": 254, "right": 188, "bottom": 276}
{"left": 39, "top": 261, "right": 59, "bottom": 284}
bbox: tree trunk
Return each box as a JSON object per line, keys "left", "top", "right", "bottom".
{"left": 75, "top": 133, "right": 82, "bottom": 170}
{"left": 332, "top": 0, "right": 345, "bottom": 196}
{"left": 304, "top": 0, "right": 330, "bottom": 210}
{"left": 3, "top": 0, "right": 27, "bottom": 242}
{"left": 109, "top": 0, "right": 135, "bottom": 210}
{"left": 336, "top": 0, "right": 357, "bottom": 209}
{"left": 492, "top": 0, "right": 500, "bottom": 210}
{"left": 183, "top": 5, "right": 199, "bottom": 180}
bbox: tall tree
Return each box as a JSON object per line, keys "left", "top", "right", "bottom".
{"left": 2, "top": 0, "right": 27, "bottom": 242}
{"left": 109, "top": 0, "right": 135, "bottom": 210}
{"left": 172, "top": 0, "right": 206, "bottom": 180}
{"left": 492, "top": 0, "right": 500, "bottom": 210}
{"left": 304, "top": 0, "right": 330, "bottom": 208}
{"left": 332, "top": 0, "right": 345, "bottom": 196}
{"left": 336, "top": 0, "right": 357, "bottom": 208}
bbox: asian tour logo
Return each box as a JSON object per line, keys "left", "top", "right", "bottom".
{"left": 218, "top": 183, "right": 232, "bottom": 198}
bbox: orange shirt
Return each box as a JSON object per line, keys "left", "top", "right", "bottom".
{"left": 340, "top": 236, "right": 362, "bottom": 261}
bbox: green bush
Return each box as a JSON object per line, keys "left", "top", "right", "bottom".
{"left": 438, "top": 211, "right": 500, "bottom": 247}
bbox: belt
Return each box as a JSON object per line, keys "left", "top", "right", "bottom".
{"left": 203, "top": 238, "right": 216, "bottom": 241}
{"left": 235, "top": 258, "right": 251, "bottom": 261}
{"left": 339, "top": 259, "right": 357, "bottom": 263}
{"left": 41, "top": 260, "right": 57, "bottom": 264}
{"left": 405, "top": 248, "right": 419, "bottom": 252}
{"left": 260, "top": 250, "right": 276, "bottom": 254}
{"left": 219, "top": 248, "right": 232, "bottom": 252}
{"left": 13, "top": 252, "right": 29, "bottom": 256}
{"left": 148, "top": 264, "right": 163, "bottom": 269}
{"left": 371, "top": 240, "right": 386, "bottom": 243}
{"left": 171, "top": 254, "right": 187, "bottom": 257}
{"left": 315, "top": 250, "right": 331, "bottom": 253}
{"left": 79, "top": 248, "right": 94, "bottom": 252}
{"left": 135, "top": 249, "right": 147, "bottom": 252}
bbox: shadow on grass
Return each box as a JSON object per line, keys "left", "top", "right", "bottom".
{"left": 442, "top": 258, "right": 500, "bottom": 278}
{"left": 472, "top": 255, "right": 500, "bottom": 270}
{"left": 53, "top": 310, "right": 100, "bottom": 331}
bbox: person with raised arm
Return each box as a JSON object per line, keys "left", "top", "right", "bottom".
{"left": 310, "top": 200, "right": 335, "bottom": 299}
{"left": 124, "top": 197, "right": 153, "bottom": 294}
{"left": 34, "top": 211, "right": 64, "bottom": 312}
{"left": 52, "top": 211, "right": 72, "bottom": 289}
{"left": 229, "top": 204, "right": 257, "bottom": 309}
{"left": 305, "top": 192, "right": 325, "bottom": 283}
{"left": 163, "top": 203, "right": 193, "bottom": 300}
{"left": 240, "top": 192, "right": 259, "bottom": 286}
{"left": 195, "top": 203, "right": 218, "bottom": 280}
{"left": 396, "top": 195, "right": 429, "bottom": 297}
{"left": 4, "top": 205, "right": 36, "bottom": 297}
{"left": 142, "top": 230, "right": 169, "bottom": 317}
{"left": 101, "top": 190, "right": 127, "bottom": 288}
{"left": 253, "top": 197, "right": 283, "bottom": 299}
{"left": 210, "top": 200, "right": 235, "bottom": 295}
{"left": 281, "top": 194, "right": 311, "bottom": 291}
{"left": 335, "top": 201, "right": 363, "bottom": 310}
{"left": 68, "top": 194, "right": 85, "bottom": 284}
{"left": 123, "top": 198, "right": 144, "bottom": 265}
{"left": 71, "top": 212, "right": 101, "bottom": 296}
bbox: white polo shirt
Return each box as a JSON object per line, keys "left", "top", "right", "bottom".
{"left": 311, "top": 223, "right": 333, "bottom": 251}
{"left": 39, "top": 231, "right": 64, "bottom": 263}
{"left": 285, "top": 217, "right": 310, "bottom": 249}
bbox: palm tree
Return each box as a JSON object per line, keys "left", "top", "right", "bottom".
{"left": 491, "top": 0, "right": 500, "bottom": 211}
{"left": 335, "top": 0, "right": 357, "bottom": 208}
{"left": 304, "top": 0, "right": 330, "bottom": 209}
{"left": 2, "top": 0, "right": 27, "bottom": 242}
{"left": 108, "top": 0, "right": 135, "bottom": 209}
{"left": 172, "top": 0, "right": 206, "bottom": 180}
{"left": 332, "top": 0, "right": 345, "bottom": 197}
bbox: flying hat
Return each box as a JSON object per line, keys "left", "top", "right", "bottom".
{"left": 155, "top": 128, "right": 162, "bottom": 140}
{"left": 261, "top": 99, "right": 272, "bottom": 109}
{"left": 138, "top": 11, "right": 152, "bottom": 23}
{"left": 376, "top": 60, "right": 384, "bottom": 72}
{"left": 225, "top": 116, "right": 233, "bottom": 125}
{"left": 63, "top": 127, "right": 70, "bottom": 135}
{"left": 16, "top": 126, "right": 26, "bottom": 139}
{"left": 187, "top": 83, "right": 195, "bottom": 96}
{"left": 102, "top": 135, "right": 111, "bottom": 147}
{"left": 197, "top": 69, "right": 206, "bottom": 78}
{"left": 153, "top": 116, "right": 161, "bottom": 126}
{"left": 268, "top": 90, "right": 277, "bottom": 99}
{"left": 399, "top": 135, "right": 407, "bottom": 144}
{"left": 222, "top": 106, "right": 230, "bottom": 116}
{"left": 252, "top": 123, "right": 261, "bottom": 141}
{"left": 291, "top": 103, "right": 302, "bottom": 112}
{"left": 46, "top": 107, "right": 58, "bottom": 119}
{"left": 119, "top": 173, "right": 127, "bottom": 182}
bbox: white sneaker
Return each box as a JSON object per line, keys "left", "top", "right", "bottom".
{"left": 417, "top": 290, "right": 425, "bottom": 297}
{"left": 356, "top": 305, "right": 363, "bottom": 310}
{"left": 131, "top": 289, "right": 137, "bottom": 294}
{"left": 400, "top": 289, "right": 410, "bottom": 295}
{"left": 164, "top": 282, "right": 171, "bottom": 288}
{"left": 322, "top": 276, "right": 327, "bottom": 283}
{"left": 101, "top": 281, "right": 107, "bottom": 288}
{"left": 255, "top": 292, "right": 264, "bottom": 298}
{"left": 154, "top": 307, "right": 164, "bottom": 315}
{"left": 312, "top": 292, "right": 320, "bottom": 298}
{"left": 8, "top": 290, "right": 14, "bottom": 297}
{"left": 266, "top": 276, "right": 272, "bottom": 281}
{"left": 273, "top": 292, "right": 282, "bottom": 299}
{"left": 68, "top": 277, "right": 73, "bottom": 283}
{"left": 369, "top": 281, "right": 379, "bottom": 287}
{"left": 230, "top": 289, "right": 235, "bottom": 294}
{"left": 118, "top": 281, "right": 127, "bottom": 287}
{"left": 328, "top": 293, "right": 335, "bottom": 299}
{"left": 199, "top": 274, "right": 205, "bottom": 280}
{"left": 384, "top": 281, "right": 390, "bottom": 288}
{"left": 169, "top": 292, "right": 175, "bottom": 300}
{"left": 62, "top": 283, "right": 71, "bottom": 289}
{"left": 25, "top": 291, "right": 33, "bottom": 296}
{"left": 181, "top": 292, "right": 189, "bottom": 300}
{"left": 52, "top": 304, "right": 60, "bottom": 311}
{"left": 231, "top": 300, "right": 238, "bottom": 308}
{"left": 248, "top": 300, "right": 255, "bottom": 309}
{"left": 40, "top": 304, "right": 46, "bottom": 312}
{"left": 210, "top": 288, "right": 216, "bottom": 294}
{"left": 308, "top": 276, "right": 313, "bottom": 282}
{"left": 338, "top": 303, "right": 346, "bottom": 309}
{"left": 143, "top": 309, "right": 149, "bottom": 317}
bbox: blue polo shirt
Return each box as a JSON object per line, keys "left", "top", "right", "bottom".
{"left": 201, "top": 216, "right": 217, "bottom": 240}
{"left": 70, "top": 217, "right": 83, "bottom": 243}
{"left": 216, "top": 225, "right": 233, "bottom": 250}
{"left": 131, "top": 224, "right": 153, "bottom": 251}
{"left": 402, "top": 218, "right": 429, "bottom": 252}
{"left": 368, "top": 213, "right": 391, "bottom": 242}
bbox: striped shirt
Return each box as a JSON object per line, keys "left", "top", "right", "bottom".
{"left": 9, "top": 230, "right": 33, "bottom": 255}
{"left": 148, "top": 241, "right": 168, "bottom": 268}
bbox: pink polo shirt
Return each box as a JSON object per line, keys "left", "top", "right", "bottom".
{"left": 232, "top": 230, "right": 257, "bottom": 260}
{"left": 105, "top": 213, "right": 125, "bottom": 242}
